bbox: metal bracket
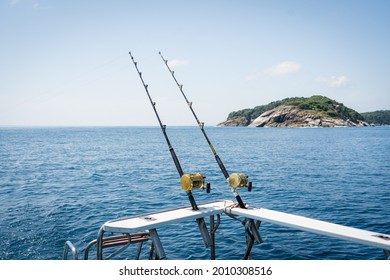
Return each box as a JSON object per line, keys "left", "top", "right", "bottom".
{"left": 250, "top": 219, "right": 262, "bottom": 244}
{"left": 210, "top": 214, "right": 221, "bottom": 260}
{"left": 149, "top": 228, "right": 166, "bottom": 260}
{"left": 223, "top": 204, "right": 263, "bottom": 259}
{"left": 244, "top": 219, "right": 262, "bottom": 260}
{"left": 196, "top": 218, "right": 212, "bottom": 248}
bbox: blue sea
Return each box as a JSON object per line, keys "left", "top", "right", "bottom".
{"left": 0, "top": 126, "right": 389, "bottom": 260}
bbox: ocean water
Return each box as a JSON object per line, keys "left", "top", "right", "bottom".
{"left": 0, "top": 126, "right": 389, "bottom": 260}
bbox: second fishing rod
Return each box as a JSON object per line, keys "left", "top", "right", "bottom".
{"left": 158, "top": 52, "right": 262, "bottom": 259}
{"left": 129, "top": 52, "right": 212, "bottom": 248}
{"left": 158, "top": 52, "right": 252, "bottom": 209}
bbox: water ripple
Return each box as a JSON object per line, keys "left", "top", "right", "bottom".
{"left": 0, "top": 126, "right": 389, "bottom": 259}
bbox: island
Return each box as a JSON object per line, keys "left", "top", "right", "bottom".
{"left": 217, "top": 95, "right": 383, "bottom": 128}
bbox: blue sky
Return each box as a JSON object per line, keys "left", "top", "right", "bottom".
{"left": 1, "top": 0, "right": 389, "bottom": 126}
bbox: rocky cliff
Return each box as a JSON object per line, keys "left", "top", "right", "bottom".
{"left": 218, "top": 95, "right": 370, "bottom": 128}
{"left": 248, "top": 105, "right": 369, "bottom": 128}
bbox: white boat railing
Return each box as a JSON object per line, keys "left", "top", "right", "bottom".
{"left": 64, "top": 199, "right": 390, "bottom": 260}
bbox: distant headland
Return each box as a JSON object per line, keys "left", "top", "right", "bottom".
{"left": 217, "top": 95, "right": 390, "bottom": 128}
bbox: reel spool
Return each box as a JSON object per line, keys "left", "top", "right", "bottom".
{"left": 228, "top": 173, "right": 248, "bottom": 189}
{"left": 181, "top": 173, "right": 205, "bottom": 191}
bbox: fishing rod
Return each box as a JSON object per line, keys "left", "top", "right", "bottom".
{"left": 129, "top": 52, "right": 209, "bottom": 211}
{"left": 158, "top": 52, "right": 262, "bottom": 260}
{"left": 129, "top": 52, "right": 213, "bottom": 249}
{"left": 158, "top": 52, "right": 251, "bottom": 209}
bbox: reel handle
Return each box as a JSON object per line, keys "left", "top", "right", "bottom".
{"left": 206, "top": 182, "right": 211, "bottom": 193}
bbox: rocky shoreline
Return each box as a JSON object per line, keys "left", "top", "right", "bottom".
{"left": 218, "top": 105, "right": 370, "bottom": 128}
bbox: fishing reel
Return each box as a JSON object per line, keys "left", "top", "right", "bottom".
{"left": 181, "top": 173, "right": 211, "bottom": 193}
{"left": 228, "top": 173, "right": 252, "bottom": 191}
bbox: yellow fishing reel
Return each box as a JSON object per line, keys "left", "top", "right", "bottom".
{"left": 180, "top": 173, "right": 205, "bottom": 191}
{"left": 228, "top": 173, "right": 252, "bottom": 191}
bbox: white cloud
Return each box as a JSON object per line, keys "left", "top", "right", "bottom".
{"left": 245, "top": 61, "right": 302, "bottom": 81}
{"left": 167, "top": 59, "right": 190, "bottom": 69}
{"left": 316, "top": 75, "right": 350, "bottom": 88}
{"left": 265, "top": 61, "right": 302, "bottom": 76}
{"left": 10, "top": 0, "right": 20, "bottom": 5}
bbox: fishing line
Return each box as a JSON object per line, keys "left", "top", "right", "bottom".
{"left": 158, "top": 51, "right": 252, "bottom": 209}
{"left": 128, "top": 51, "right": 213, "bottom": 211}
{"left": 129, "top": 51, "right": 213, "bottom": 248}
